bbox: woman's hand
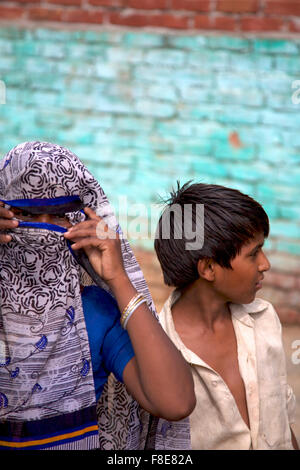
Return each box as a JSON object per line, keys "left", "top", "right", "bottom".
{"left": 0, "top": 202, "right": 19, "bottom": 243}
{"left": 64, "top": 207, "right": 126, "bottom": 287}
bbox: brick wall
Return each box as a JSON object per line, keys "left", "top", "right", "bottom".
{"left": 0, "top": 26, "right": 300, "bottom": 322}
{"left": 1, "top": 1, "right": 300, "bottom": 34}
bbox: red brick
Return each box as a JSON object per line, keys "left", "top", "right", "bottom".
{"left": 214, "top": 15, "right": 236, "bottom": 30}
{"left": 171, "top": 0, "right": 211, "bottom": 11}
{"left": 127, "top": 0, "right": 169, "bottom": 9}
{"left": 240, "top": 16, "right": 284, "bottom": 31}
{"left": 265, "top": 1, "right": 300, "bottom": 16}
{"left": 109, "top": 12, "right": 150, "bottom": 26}
{"left": 47, "top": 0, "right": 82, "bottom": 6}
{"left": 109, "top": 12, "right": 190, "bottom": 28}
{"left": 229, "top": 131, "right": 243, "bottom": 149}
{"left": 88, "top": 0, "right": 124, "bottom": 5}
{"left": 289, "top": 18, "right": 300, "bottom": 32}
{"left": 194, "top": 14, "right": 236, "bottom": 31}
{"left": 193, "top": 14, "right": 211, "bottom": 28}
{"left": 28, "top": 7, "right": 64, "bottom": 21}
{"left": 217, "top": 0, "right": 259, "bottom": 13}
{"left": 0, "top": 6, "right": 24, "bottom": 19}
{"left": 150, "top": 13, "right": 191, "bottom": 28}
{"left": 14, "top": 0, "right": 41, "bottom": 3}
{"left": 64, "top": 9, "right": 104, "bottom": 23}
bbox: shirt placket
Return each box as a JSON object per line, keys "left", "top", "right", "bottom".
{"left": 232, "top": 315, "right": 260, "bottom": 450}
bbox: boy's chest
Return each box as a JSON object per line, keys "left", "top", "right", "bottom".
{"left": 180, "top": 322, "right": 239, "bottom": 379}
{"left": 177, "top": 320, "right": 250, "bottom": 428}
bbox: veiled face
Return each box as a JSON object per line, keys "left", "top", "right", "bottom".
{"left": 10, "top": 207, "right": 72, "bottom": 229}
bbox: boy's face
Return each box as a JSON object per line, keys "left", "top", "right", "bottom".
{"left": 213, "top": 232, "right": 270, "bottom": 305}
{"left": 10, "top": 207, "right": 72, "bottom": 229}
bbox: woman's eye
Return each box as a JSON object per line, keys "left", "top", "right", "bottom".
{"left": 21, "top": 211, "right": 30, "bottom": 217}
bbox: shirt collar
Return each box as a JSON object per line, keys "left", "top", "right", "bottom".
{"left": 230, "top": 298, "right": 268, "bottom": 328}
{"left": 168, "top": 290, "right": 268, "bottom": 329}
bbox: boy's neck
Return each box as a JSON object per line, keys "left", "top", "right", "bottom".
{"left": 174, "top": 280, "right": 230, "bottom": 330}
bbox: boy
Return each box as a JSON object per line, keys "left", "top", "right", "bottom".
{"left": 154, "top": 181, "right": 298, "bottom": 450}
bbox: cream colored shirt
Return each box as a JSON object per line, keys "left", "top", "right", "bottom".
{"left": 159, "top": 290, "right": 296, "bottom": 450}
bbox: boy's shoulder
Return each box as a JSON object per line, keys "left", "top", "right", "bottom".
{"left": 159, "top": 289, "right": 180, "bottom": 320}
{"left": 159, "top": 292, "right": 281, "bottom": 331}
{"left": 160, "top": 290, "right": 276, "bottom": 316}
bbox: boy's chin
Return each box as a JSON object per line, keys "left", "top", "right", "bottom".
{"left": 231, "top": 292, "right": 257, "bottom": 305}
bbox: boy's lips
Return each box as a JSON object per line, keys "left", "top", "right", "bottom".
{"left": 255, "top": 276, "right": 264, "bottom": 289}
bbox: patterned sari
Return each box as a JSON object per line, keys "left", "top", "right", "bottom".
{"left": 0, "top": 141, "right": 190, "bottom": 450}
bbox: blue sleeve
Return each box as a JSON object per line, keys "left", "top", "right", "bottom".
{"left": 82, "top": 286, "right": 135, "bottom": 386}
{"left": 102, "top": 315, "right": 135, "bottom": 383}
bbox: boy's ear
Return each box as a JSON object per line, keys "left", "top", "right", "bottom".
{"left": 197, "top": 258, "right": 216, "bottom": 282}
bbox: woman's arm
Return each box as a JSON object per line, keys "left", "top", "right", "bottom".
{"left": 109, "top": 272, "right": 195, "bottom": 420}
{"left": 64, "top": 207, "right": 196, "bottom": 421}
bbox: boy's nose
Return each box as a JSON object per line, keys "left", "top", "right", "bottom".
{"left": 259, "top": 251, "right": 271, "bottom": 272}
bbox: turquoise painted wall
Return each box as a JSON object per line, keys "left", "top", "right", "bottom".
{"left": 0, "top": 27, "right": 300, "bottom": 254}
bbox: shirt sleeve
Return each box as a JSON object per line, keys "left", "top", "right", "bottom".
{"left": 82, "top": 285, "right": 135, "bottom": 390}
{"left": 286, "top": 383, "right": 296, "bottom": 425}
{"left": 101, "top": 316, "right": 135, "bottom": 383}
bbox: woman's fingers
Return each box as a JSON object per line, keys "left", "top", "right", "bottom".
{"left": 0, "top": 218, "right": 18, "bottom": 230}
{"left": 82, "top": 207, "right": 111, "bottom": 234}
{"left": 83, "top": 206, "right": 100, "bottom": 220}
{"left": 0, "top": 204, "right": 17, "bottom": 220}
{"left": 0, "top": 233, "right": 12, "bottom": 243}
{"left": 65, "top": 221, "right": 97, "bottom": 235}
{"left": 65, "top": 226, "right": 116, "bottom": 241}
{"left": 0, "top": 204, "right": 18, "bottom": 243}
{"left": 64, "top": 207, "right": 116, "bottom": 240}
{"left": 70, "top": 237, "right": 105, "bottom": 250}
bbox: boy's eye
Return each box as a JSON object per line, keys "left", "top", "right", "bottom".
{"left": 251, "top": 248, "right": 261, "bottom": 258}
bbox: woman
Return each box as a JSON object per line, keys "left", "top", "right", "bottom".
{"left": 0, "top": 141, "right": 195, "bottom": 450}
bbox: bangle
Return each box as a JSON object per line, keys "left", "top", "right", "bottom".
{"left": 121, "top": 293, "right": 144, "bottom": 327}
{"left": 121, "top": 293, "right": 142, "bottom": 326}
{"left": 121, "top": 293, "right": 147, "bottom": 329}
{"left": 123, "top": 297, "right": 147, "bottom": 329}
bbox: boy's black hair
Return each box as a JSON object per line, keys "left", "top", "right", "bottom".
{"left": 154, "top": 181, "right": 270, "bottom": 289}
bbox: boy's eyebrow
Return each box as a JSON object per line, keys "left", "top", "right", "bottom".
{"left": 248, "top": 241, "right": 264, "bottom": 254}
